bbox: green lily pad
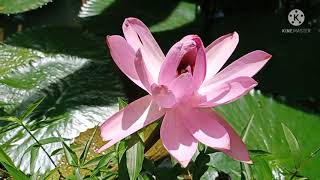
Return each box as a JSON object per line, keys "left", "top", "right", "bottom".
{"left": 80, "top": 0, "right": 195, "bottom": 37}
{"left": 0, "top": 27, "right": 124, "bottom": 174}
{"left": 211, "top": 91, "right": 320, "bottom": 179}
{"left": 78, "top": 0, "right": 114, "bottom": 18}
{"left": 0, "top": 0, "right": 52, "bottom": 14}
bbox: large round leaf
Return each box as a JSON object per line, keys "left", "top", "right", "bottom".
{"left": 78, "top": 0, "right": 195, "bottom": 33}
{"left": 0, "top": 27, "right": 124, "bottom": 174}
{"left": 0, "top": 0, "right": 52, "bottom": 14}
{"left": 78, "top": 0, "right": 114, "bottom": 18}
{"left": 211, "top": 91, "right": 320, "bottom": 179}
{"left": 80, "top": 0, "right": 196, "bottom": 37}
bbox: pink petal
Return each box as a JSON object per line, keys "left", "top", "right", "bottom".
{"left": 169, "top": 72, "right": 194, "bottom": 102}
{"left": 158, "top": 39, "right": 196, "bottom": 85}
{"left": 161, "top": 109, "right": 198, "bottom": 167}
{"left": 151, "top": 84, "right": 176, "bottom": 108}
{"left": 98, "top": 95, "right": 164, "bottom": 152}
{"left": 197, "top": 77, "right": 257, "bottom": 107}
{"left": 122, "top": 18, "right": 165, "bottom": 81}
{"left": 204, "top": 32, "right": 239, "bottom": 82}
{"left": 201, "top": 108, "right": 252, "bottom": 163}
{"left": 204, "top": 50, "right": 271, "bottom": 85}
{"left": 106, "top": 35, "right": 146, "bottom": 91}
{"left": 183, "top": 35, "right": 206, "bottom": 89}
{"left": 134, "top": 49, "right": 155, "bottom": 93}
{"left": 179, "top": 106, "right": 230, "bottom": 150}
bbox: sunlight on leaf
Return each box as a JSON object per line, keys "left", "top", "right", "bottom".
{"left": 0, "top": 0, "right": 52, "bottom": 14}
{"left": 282, "top": 123, "right": 301, "bottom": 162}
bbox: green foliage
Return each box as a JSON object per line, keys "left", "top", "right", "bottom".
{"left": 0, "top": 0, "right": 319, "bottom": 178}
{"left": 79, "top": 126, "right": 98, "bottom": 165}
{"left": 211, "top": 91, "right": 320, "bottom": 179}
{"left": 0, "top": 26, "right": 124, "bottom": 173}
{"left": 0, "top": 0, "right": 52, "bottom": 14}
{"left": 115, "top": 98, "right": 146, "bottom": 180}
{"left": 90, "top": 151, "right": 115, "bottom": 176}
{"left": 0, "top": 148, "right": 29, "bottom": 179}
{"left": 282, "top": 123, "right": 301, "bottom": 162}
{"left": 126, "top": 134, "right": 145, "bottom": 180}
{"left": 78, "top": 0, "right": 115, "bottom": 18}
{"left": 2, "top": 162, "right": 30, "bottom": 180}
{"left": 0, "top": 147, "right": 14, "bottom": 166}
{"left": 62, "top": 141, "right": 79, "bottom": 166}
{"left": 19, "top": 96, "right": 45, "bottom": 121}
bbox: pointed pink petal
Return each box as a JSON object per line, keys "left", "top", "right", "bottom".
{"left": 205, "top": 50, "right": 271, "bottom": 85}
{"left": 106, "top": 35, "right": 146, "bottom": 91}
{"left": 181, "top": 35, "right": 206, "bottom": 89}
{"left": 169, "top": 72, "right": 194, "bottom": 102}
{"left": 98, "top": 95, "right": 165, "bottom": 152}
{"left": 197, "top": 77, "right": 257, "bottom": 107}
{"left": 204, "top": 32, "right": 239, "bottom": 82}
{"left": 201, "top": 109, "right": 251, "bottom": 163}
{"left": 122, "top": 18, "right": 165, "bottom": 81}
{"left": 158, "top": 39, "right": 196, "bottom": 85}
{"left": 180, "top": 106, "right": 230, "bottom": 150}
{"left": 134, "top": 49, "right": 155, "bottom": 93}
{"left": 193, "top": 42, "right": 206, "bottom": 89}
{"left": 161, "top": 109, "right": 198, "bottom": 167}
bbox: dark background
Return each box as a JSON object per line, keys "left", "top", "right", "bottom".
{"left": 1, "top": 0, "right": 319, "bottom": 113}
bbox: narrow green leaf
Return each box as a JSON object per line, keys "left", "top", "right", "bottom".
{"left": 74, "top": 168, "right": 83, "bottom": 180}
{"left": 2, "top": 162, "right": 29, "bottom": 180}
{"left": 91, "top": 152, "right": 116, "bottom": 176}
{"left": 102, "top": 172, "right": 118, "bottom": 179}
{"left": 51, "top": 148, "right": 63, "bottom": 156}
{"left": 118, "top": 97, "right": 128, "bottom": 110}
{"left": 0, "top": 116, "right": 20, "bottom": 123}
{"left": 20, "top": 97, "right": 45, "bottom": 121}
{"left": 282, "top": 123, "right": 301, "bottom": 160}
{"left": 62, "top": 142, "right": 78, "bottom": 166}
{"left": 0, "top": 123, "right": 20, "bottom": 134}
{"left": 25, "top": 137, "right": 69, "bottom": 154}
{"left": 0, "top": 147, "right": 14, "bottom": 166}
{"left": 30, "top": 170, "right": 40, "bottom": 180}
{"left": 249, "top": 150, "right": 271, "bottom": 156}
{"left": 241, "top": 115, "right": 255, "bottom": 142}
{"left": 309, "top": 145, "right": 320, "bottom": 159}
{"left": 126, "top": 134, "right": 145, "bottom": 180}
{"left": 240, "top": 115, "right": 254, "bottom": 180}
{"left": 118, "top": 153, "right": 130, "bottom": 180}
{"left": 39, "top": 137, "right": 69, "bottom": 144}
{"left": 51, "top": 144, "right": 82, "bottom": 156}
{"left": 243, "top": 163, "right": 252, "bottom": 180}
{"left": 81, "top": 155, "right": 104, "bottom": 168}
{"left": 116, "top": 140, "right": 127, "bottom": 163}
{"left": 80, "top": 126, "right": 98, "bottom": 165}
{"left": 30, "top": 146, "right": 40, "bottom": 174}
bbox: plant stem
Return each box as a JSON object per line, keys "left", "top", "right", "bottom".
{"left": 20, "top": 123, "right": 65, "bottom": 178}
{"left": 0, "top": 167, "right": 10, "bottom": 177}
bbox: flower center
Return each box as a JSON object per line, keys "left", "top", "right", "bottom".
{"left": 177, "top": 43, "right": 197, "bottom": 75}
{"left": 151, "top": 84, "right": 176, "bottom": 108}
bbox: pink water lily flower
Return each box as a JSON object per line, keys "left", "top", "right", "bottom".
{"left": 98, "top": 17, "right": 271, "bottom": 167}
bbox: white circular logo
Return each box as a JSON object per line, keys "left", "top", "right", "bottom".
{"left": 288, "top": 9, "right": 305, "bottom": 26}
